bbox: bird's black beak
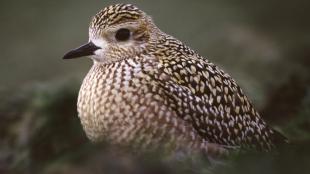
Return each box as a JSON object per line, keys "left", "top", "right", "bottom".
{"left": 63, "top": 42, "right": 100, "bottom": 59}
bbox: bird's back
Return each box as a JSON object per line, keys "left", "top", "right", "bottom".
{"left": 148, "top": 34, "right": 287, "bottom": 151}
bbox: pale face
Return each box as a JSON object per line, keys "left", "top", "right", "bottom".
{"left": 88, "top": 21, "right": 151, "bottom": 64}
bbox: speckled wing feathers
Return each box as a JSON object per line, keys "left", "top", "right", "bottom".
{"left": 151, "top": 35, "right": 278, "bottom": 150}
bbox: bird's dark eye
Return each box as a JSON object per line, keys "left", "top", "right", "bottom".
{"left": 115, "top": 28, "right": 131, "bottom": 41}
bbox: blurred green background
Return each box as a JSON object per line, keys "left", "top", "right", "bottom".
{"left": 1, "top": 0, "right": 309, "bottom": 174}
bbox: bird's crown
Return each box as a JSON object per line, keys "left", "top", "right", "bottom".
{"left": 90, "top": 4, "right": 144, "bottom": 30}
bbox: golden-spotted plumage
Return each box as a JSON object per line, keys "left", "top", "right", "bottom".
{"left": 64, "top": 4, "right": 287, "bottom": 155}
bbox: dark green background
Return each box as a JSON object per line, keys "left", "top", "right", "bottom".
{"left": 1, "top": 0, "right": 309, "bottom": 174}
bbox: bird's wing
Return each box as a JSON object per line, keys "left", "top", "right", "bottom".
{"left": 154, "top": 53, "right": 280, "bottom": 150}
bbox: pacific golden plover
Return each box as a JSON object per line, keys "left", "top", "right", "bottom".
{"left": 63, "top": 4, "right": 287, "bottom": 155}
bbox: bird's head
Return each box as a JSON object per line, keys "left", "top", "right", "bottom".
{"left": 63, "top": 4, "right": 160, "bottom": 64}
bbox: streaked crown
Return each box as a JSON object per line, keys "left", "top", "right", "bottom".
{"left": 90, "top": 4, "right": 143, "bottom": 30}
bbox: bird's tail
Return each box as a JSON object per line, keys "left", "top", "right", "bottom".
{"left": 271, "top": 129, "right": 289, "bottom": 147}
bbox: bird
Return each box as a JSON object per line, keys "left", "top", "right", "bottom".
{"left": 63, "top": 3, "right": 287, "bottom": 156}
